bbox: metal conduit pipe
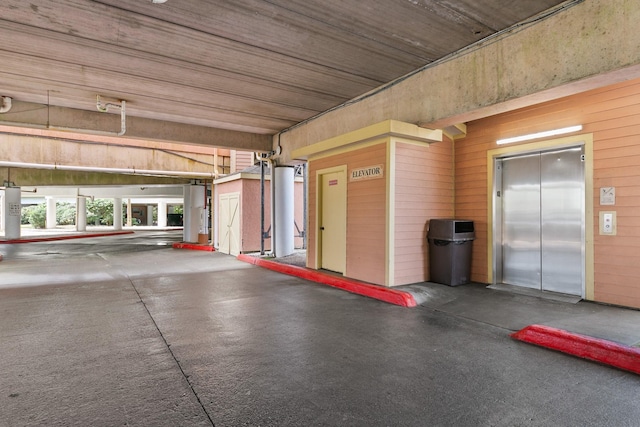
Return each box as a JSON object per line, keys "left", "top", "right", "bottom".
{"left": 0, "top": 96, "right": 128, "bottom": 136}
{"left": 260, "top": 159, "right": 266, "bottom": 255}
{"left": 0, "top": 96, "right": 12, "bottom": 113}
{"left": 0, "top": 160, "right": 216, "bottom": 178}
{"left": 96, "top": 95, "right": 126, "bottom": 136}
{"left": 269, "top": 158, "right": 276, "bottom": 256}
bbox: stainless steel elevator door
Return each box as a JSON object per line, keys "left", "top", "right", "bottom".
{"left": 502, "top": 154, "right": 542, "bottom": 289}
{"left": 500, "top": 147, "right": 584, "bottom": 295}
{"left": 540, "top": 148, "right": 584, "bottom": 295}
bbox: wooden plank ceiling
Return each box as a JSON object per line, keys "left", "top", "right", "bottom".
{"left": 0, "top": 0, "right": 568, "bottom": 135}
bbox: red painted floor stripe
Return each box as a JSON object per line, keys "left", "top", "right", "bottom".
{"left": 172, "top": 242, "right": 215, "bottom": 252}
{"left": 511, "top": 324, "right": 640, "bottom": 375}
{"left": 237, "top": 254, "right": 417, "bottom": 307}
{"left": 0, "top": 230, "right": 134, "bottom": 244}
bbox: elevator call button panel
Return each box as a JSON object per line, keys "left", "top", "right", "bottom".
{"left": 599, "top": 211, "right": 616, "bottom": 235}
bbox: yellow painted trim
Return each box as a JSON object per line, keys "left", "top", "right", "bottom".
{"left": 305, "top": 138, "right": 388, "bottom": 162}
{"left": 584, "top": 138, "right": 594, "bottom": 301}
{"left": 486, "top": 134, "right": 594, "bottom": 300}
{"left": 292, "top": 119, "right": 442, "bottom": 160}
{"left": 386, "top": 139, "right": 395, "bottom": 287}
{"left": 392, "top": 136, "right": 437, "bottom": 148}
{"left": 214, "top": 172, "right": 303, "bottom": 184}
{"left": 315, "top": 164, "right": 348, "bottom": 276}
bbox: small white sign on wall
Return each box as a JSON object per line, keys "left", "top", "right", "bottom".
{"left": 350, "top": 164, "right": 384, "bottom": 182}
{"left": 600, "top": 187, "right": 615, "bottom": 205}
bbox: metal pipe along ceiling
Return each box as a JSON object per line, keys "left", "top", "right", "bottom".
{"left": 0, "top": 161, "right": 216, "bottom": 178}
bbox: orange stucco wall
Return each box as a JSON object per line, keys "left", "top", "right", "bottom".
{"left": 456, "top": 78, "right": 640, "bottom": 309}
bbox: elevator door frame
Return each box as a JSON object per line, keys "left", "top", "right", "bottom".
{"left": 488, "top": 135, "right": 594, "bottom": 300}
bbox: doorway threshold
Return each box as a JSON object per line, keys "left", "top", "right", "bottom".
{"left": 487, "top": 283, "right": 582, "bottom": 304}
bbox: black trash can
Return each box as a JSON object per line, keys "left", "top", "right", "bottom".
{"left": 427, "top": 219, "right": 475, "bottom": 286}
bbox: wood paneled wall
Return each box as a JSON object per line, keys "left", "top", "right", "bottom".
{"left": 394, "top": 140, "right": 454, "bottom": 285}
{"left": 308, "top": 142, "right": 387, "bottom": 285}
{"left": 456, "top": 78, "right": 640, "bottom": 308}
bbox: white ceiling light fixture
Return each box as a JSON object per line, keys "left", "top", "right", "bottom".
{"left": 151, "top": 0, "right": 168, "bottom": 3}
{"left": 496, "top": 125, "right": 583, "bottom": 145}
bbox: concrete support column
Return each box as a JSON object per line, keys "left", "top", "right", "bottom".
{"left": 76, "top": 197, "right": 87, "bottom": 232}
{"left": 157, "top": 201, "right": 167, "bottom": 227}
{"left": 3, "top": 187, "right": 21, "bottom": 240}
{"left": 273, "top": 166, "right": 295, "bottom": 257}
{"left": 46, "top": 197, "right": 57, "bottom": 229}
{"left": 183, "top": 184, "right": 205, "bottom": 243}
{"left": 0, "top": 192, "right": 4, "bottom": 232}
{"left": 146, "top": 205, "right": 154, "bottom": 226}
{"left": 113, "top": 197, "right": 123, "bottom": 230}
{"left": 212, "top": 185, "right": 219, "bottom": 248}
{"left": 126, "top": 199, "right": 132, "bottom": 227}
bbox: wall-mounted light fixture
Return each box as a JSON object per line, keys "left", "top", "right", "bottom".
{"left": 496, "top": 125, "right": 583, "bottom": 145}
{"left": 151, "top": 0, "right": 168, "bottom": 3}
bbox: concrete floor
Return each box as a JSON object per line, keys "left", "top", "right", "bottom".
{"left": 1, "top": 231, "right": 639, "bottom": 426}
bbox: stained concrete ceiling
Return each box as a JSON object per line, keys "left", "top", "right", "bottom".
{"left": 0, "top": 0, "right": 568, "bottom": 137}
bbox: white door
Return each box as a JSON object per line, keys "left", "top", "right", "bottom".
{"left": 219, "top": 192, "right": 240, "bottom": 255}
{"left": 319, "top": 171, "right": 347, "bottom": 273}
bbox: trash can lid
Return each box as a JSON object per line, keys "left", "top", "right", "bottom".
{"left": 427, "top": 219, "right": 475, "bottom": 241}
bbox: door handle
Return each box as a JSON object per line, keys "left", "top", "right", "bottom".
{"left": 320, "top": 226, "right": 325, "bottom": 230}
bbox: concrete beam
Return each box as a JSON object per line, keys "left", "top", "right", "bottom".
{"left": 0, "top": 101, "right": 272, "bottom": 152}
{"left": 20, "top": 185, "right": 185, "bottom": 199}
{"left": 0, "top": 168, "right": 190, "bottom": 187}
{"left": 0, "top": 133, "right": 219, "bottom": 178}
{"left": 276, "top": 0, "right": 640, "bottom": 163}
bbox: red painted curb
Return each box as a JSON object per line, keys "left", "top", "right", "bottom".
{"left": 511, "top": 324, "right": 640, "bottom": 375}
{"left": 172, "top": 242, "right": 215, "bottom": 252}
{"left": 237, "top": 254, "right": 417, "bottom": 307}
{"left": 0, "top": 230, "right": 134, "bottom": 244}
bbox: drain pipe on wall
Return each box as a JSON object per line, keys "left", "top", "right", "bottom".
{"left": 269, "top": 135, "right": 285, "bottom": 256}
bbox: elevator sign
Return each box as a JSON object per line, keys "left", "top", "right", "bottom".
{"left": 350, "top": 164, "right": 384, "bottom": 182}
